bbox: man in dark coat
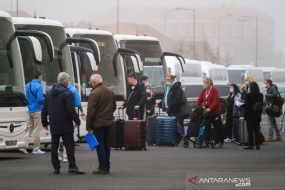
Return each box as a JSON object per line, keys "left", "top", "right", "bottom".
{"left": 120, "top": 72, "right": 147, "bottom": 120}
{"left": 264, "top": 79, "right": 282, "bottom": 142}
{"left": 42, "top": 72, "right": 84, "bottom": 175}
{"left": 86, "top": 74, "right": 116, "bottom": 174}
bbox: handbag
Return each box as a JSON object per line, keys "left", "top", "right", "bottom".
{"left": 252, "top": 102, "right": 263, "bottom": 112}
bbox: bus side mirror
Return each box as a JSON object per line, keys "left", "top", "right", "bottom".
{"left": 162, "top": 52, "right": 185, "bottom": 72}
{"left": 86, "top": 52, "right": 98, "bottom": 71}
{"left": 17, "top": 36, "right": 42, "bottom": 64}
{"left": 15, "top": 30, "right": 54, "bottom": 61}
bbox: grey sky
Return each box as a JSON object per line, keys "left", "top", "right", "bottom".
{"left": 1, "top": 0, "right": 285, "bottom": 55}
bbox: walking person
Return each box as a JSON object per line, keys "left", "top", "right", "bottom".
{"left": 42, "top": 72, "right": 84, "bottom": 174}
{"left": 120, "top": 72, "right": 147, "bottom": 120}
{"left": 19, "top": 70, "right": 45, "bottom": 155}
{"left": 240, "top": 77, "right": 254, "bottom": 117}
{"left": 86, "top": 74, "right": 116, "bottom": 174}
{"left": 224, "top": 84, "right": 241, "bottom": 142}
{"left": 242, "top": 82, "right": 263, "bottom": 150}
{"left": 196, "top": 78, "right": 224, "bottom": 147}
{"left": 264, "top": 79, "right": 282, "bottom": 142}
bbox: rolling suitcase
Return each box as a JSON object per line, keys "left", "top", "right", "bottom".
{"left": 109, "top": 109, "right": 124, "bottom": 149}
{"left": 146, "top": 114, "right": 157, "bottom": 146}
{"left": 156, "top": 115, "right": 177, "bottom": 146}
{"left": 124, "top": 110, "right": 146, "bottom": 150}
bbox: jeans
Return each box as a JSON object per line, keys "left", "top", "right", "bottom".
{"left": 268, "top": 115, "right": 281, "bottom": 137}
{"left": 177, "top": 117, "right": 185, "bottom": 135}
{"left": 93, "top": 127, "right": 111, "bottom": 171}
{"left": 51, "top": 133, "right": 75, "bottom": 169}
{"left": 232, "top": 118, "right": 240, "bottom": 140}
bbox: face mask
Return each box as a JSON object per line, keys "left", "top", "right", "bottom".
{"left": 144, "top": 82, "right": 149, "bottom": 86}
{"left": 203, "top": 84, "right": 207, "bottom": 89}
{"left": 245, "top": 81, "right": 249, "bottom": 86}
{"left": 230, "top": 89, "right": 234, "bottom": 93}
{"left": 146, "top": 89, "right": 150, "bottom": 93}
{"left": 166, "top": 82, "right": 171, "bottom": 86}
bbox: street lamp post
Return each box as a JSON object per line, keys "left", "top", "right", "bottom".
{"left": 242, "top": 16, "right": 258, "bottom": 67}
{"left": 175, "top": 8, "right": 195, "bottom": 59}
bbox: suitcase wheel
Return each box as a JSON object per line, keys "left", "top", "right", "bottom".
{"left": 198, "top": 142, "right": 203, "bottom": 148}
{"left": 210, "top": 140, "right": 216, "bottom": 148}
{"left": 183, "top": 141, "right": 189, "bottom": 148}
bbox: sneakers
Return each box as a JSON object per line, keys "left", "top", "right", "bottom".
{"left": 58, "top": 156, "right": 62, "bottom": 161}
{"left": 273, "top": 137, "right": 282, "bottom": 141}
{"left": 265, "top": 137, "right": 273, "bottom": 142}
{"left": 224, "top": 138, "right": 232, "bottom": 143}
{"left": 63, "top": 158, "right": 68, "bottom": 162}
{"left": 92, "top": 168, "right": 109, "bottom": 174}
{"left": 68, "top": 166, "right": 85, "bottom": 174}
{"left": 19, "top": 148, "right": 28, "bottom": 154}
{"left": 32, "top": 149, "right": 45, "bottom": 154}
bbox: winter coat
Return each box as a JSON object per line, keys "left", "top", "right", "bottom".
{"left": 243, "top": 92, "right": 263, "bottom": 122}
{"left": 158, "top": 81, "right": 182, "bottom": 116}
{"left": 265, "top": 85, "right": 278, "bottom": 104}
{"left": 26, "top": 80, "right": 44, "bottom": 113}
{"left": 146, "top": 95, "right": 156, "bottom": 116}
{"left": 42, "top": 83, "right": 80, "bottom": 135}
{"left": 86, "top": 83, "right": 116, "bottom": 130}
{"left": 123, "top": 82, "right": 147, "bottom": 119}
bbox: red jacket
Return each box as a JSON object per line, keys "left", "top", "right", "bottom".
{"left": 196, "top": 86, "right": 221, "bottom": 115}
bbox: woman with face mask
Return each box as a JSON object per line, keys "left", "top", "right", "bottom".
{"left": 240, "top": 77, "right": 254, "bottom": 118}
{"left": 145, "top": 86, "right": 156, "bottom": 116}
{"left": 224, "top": 84, "right": 241, "bottom": 143}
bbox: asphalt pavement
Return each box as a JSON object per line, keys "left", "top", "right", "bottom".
{"left": 0, "top": 124, "right": 285, "bottom": 190}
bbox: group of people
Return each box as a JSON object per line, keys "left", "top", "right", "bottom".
{"left": 223, "top": 77, "right": 282, "bottom": 149}
{"left": 20, "top": 69, "right": 283, "bottom": 175}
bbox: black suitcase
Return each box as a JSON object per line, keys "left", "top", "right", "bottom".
{"left": 146, "top": 115, "right": 156, "bottom": 146}
{"left": 109, "top": 110, "right": 124, "bottom": 150}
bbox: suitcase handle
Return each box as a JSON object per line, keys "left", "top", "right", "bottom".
{"left": 133, "top": 109, "right": 141, "bottom": 120}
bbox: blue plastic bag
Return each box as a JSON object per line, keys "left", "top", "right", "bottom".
{"left": 85, "top": 133, "right": 99, "bottom": 151}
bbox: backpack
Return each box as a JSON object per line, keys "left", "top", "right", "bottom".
{"left": 219, "top": 98, "right": 228, "bottom": 114}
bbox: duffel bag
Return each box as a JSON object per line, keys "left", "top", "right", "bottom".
{"left": 265, "top": 103, "right": 283, "bottom": 118}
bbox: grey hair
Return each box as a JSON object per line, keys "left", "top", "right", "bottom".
{"left": 90, "top": 74, "right": 103, "bottom": 83}
{"left": 57, "top": 72, "right": 70, "bottom": 83}
{"left": 204, "top": 77, "right": 213, "bottom": 85}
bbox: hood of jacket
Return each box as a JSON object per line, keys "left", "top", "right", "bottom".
{"left": 51, "top": 83, "right": 68, "bottom": 96}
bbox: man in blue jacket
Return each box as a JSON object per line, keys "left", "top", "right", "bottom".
{"left": 19, "top": 70, "right": 45, "bottom": 155}
{"left": 42, "top": 72, "right": 84, "bottom": 174}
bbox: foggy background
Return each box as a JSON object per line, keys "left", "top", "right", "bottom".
{"left": 1, "top": 0, "right": 284, "bottom": 67}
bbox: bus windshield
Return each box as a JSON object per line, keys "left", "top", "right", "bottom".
{"left": 227, "top": 70, "right": 245, "bottom": 85}
{"left": 73, "top": 34, "right": 124, "bottom": 101}
{"left": 15, "top": 25, "right": 73, "bottom": 93}
{"left": 0, "top": 17, "right": 26, "bottom": 107}
{"left": 120, "top": 40, "right": 166, "bottom": 98}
